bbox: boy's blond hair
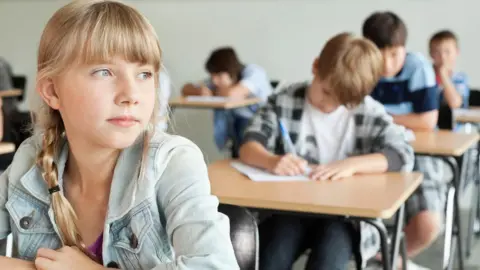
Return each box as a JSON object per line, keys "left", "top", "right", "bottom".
{"left": 34, "top": 0, "right": 161, "bottom": 258}
{"left": 316, "top": 32, "right": 383, "bottom": 107}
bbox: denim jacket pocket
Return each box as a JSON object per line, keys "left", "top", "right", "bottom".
{"left": 6, "top": 190, "right": 60, "bottom": 260}
{"left": 110, "top": 201, "right": 172, "bottom": 269}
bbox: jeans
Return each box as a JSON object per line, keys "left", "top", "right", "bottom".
{"left": 259, "top": 215, "right": 357, "bottom": 270}
{"left": 214, "top": 109, "right": 252, "bottom": 158}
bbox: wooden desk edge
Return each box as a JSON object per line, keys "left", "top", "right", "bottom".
{"left": 0, "top": 89, "right": 22, "bottom": 98}
{"left": 214, "top": 172, "right": 423, "bottom": 220}
{"left": 168, "top": 97, "right": 261, "bottom": 109}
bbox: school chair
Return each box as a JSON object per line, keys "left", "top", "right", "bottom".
{"left": 270, "top": 80, "right": 285, "bottom": 93}
{"left": 218, "top": 204, "right": 259, "bottom": 270}
{"left": 437, "top": 104, "right": 454, "bottom": 130}
{"left": 469, "top": 89, "right": 480, "bottom": 106}
{"left": 11, "top": 75, "right": 26, "bottom": 102}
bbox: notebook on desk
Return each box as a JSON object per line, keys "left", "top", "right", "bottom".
{"left": 230, "top": 161, "right": 310, "bottom": 182}
{"left": 454, "top": 108, "right": 480, "bottom": 118}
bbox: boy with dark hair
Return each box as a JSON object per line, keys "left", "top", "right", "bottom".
{"left": 240, "top": 32, "right": 413, "bottom": 270}
{"left": 364, "top": 11, "right": 442, "bottom": 270}
{"left": 182, "top": 47, "right": 272, "bottom": 157}
{"left": 429, "top": 30, "right": 469, "bottom": 110}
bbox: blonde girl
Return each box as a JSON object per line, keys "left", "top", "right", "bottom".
{"left": 0, "top": 1, "right": 238, "bottom": 269}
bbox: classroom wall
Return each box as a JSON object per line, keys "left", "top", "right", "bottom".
{"left": 1, "top": 0, "right": 479, "bottom": 162}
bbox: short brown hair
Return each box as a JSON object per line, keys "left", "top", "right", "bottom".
{"left": 205, "top": 47, "right": 244, "bottom": 82}
{"left": 429, "top": 30, "right": 458, "bottom": 47}
{"left": 316, "top": 32, "right": 383, "bottom": 107}
{"left": 362, "top": 11, "right": 407, "bottom": 49}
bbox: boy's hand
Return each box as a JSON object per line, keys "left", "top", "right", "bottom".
{"left": 310, "top": 159, "right": 357, "bottom": 181}
{"left": 199, "top": 85, "right": 213, "bottom": 96}
{"left": 268, "top": 153, "right": 308, "bottom": 176}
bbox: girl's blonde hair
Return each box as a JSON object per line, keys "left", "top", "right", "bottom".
{"left": 34, "top": 0, "right": 161, "bottom": 255}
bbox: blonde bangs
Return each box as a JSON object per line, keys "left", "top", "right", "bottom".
{"left": 40, "top": 1, "right": 161, "bottom": 79}
{"left": 80, "top": 3, "right": 161, "bottom": 70}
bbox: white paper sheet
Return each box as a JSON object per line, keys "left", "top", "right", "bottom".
{"left": 454, "top": 108, "right": 480, "bottom": 118}
{"left": 230, "top": 161, "right": 310, "bottom": 182}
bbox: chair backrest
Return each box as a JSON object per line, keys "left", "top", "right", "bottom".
{"left": 218, "top": 204, "right": 259, "bottom": 270}
{"left": 11, "top": 75, "right": 26, "bottom": 102}
{"left": 469, "top": 88, "right": 480, "bottom": 106}
{"left": 437, "top": 104, "right": 454, "bottom": 130}
{"left": 270, "top": 80, "right": 279, "bottom": 89}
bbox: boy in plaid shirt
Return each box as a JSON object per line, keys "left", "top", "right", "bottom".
{"left": 364, "top": 11, "right": 444, "bottom": 270}
{"left": 239, "top": 33, "right": 414, "bottom": 269}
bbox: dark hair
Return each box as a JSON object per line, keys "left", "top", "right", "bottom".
{"left": 429, "top": 30, "right": 458, "bottom": 47}
{"left": 205, "top": 47, "right": 244, "bottom": 82}
{"left": 316, "top": 32, "right": 383, "bottom": 108}
{"left": 362, "top": 11, "right": 407, "bottom": 49}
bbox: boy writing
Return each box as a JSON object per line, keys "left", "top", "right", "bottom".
{"left": 181, "top": 47, "right": 272, "bottom": 157}
{"left": 239, "top": 33, "right": 414, "bottom": 270}
{"left": 363, "top": 11, "right": 443, "bottom": 270}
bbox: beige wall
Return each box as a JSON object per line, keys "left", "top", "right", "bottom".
{"left": 1, "top": 0, "right": 478, "bottom": 162}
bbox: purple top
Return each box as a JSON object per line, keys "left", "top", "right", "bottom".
{"left": 88, "top": 234, "right": 103, "bottom": 263}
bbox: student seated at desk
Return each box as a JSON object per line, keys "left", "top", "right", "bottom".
{"left": 181, "top": 47, "right": 272, "bottom": 157}
{"left": 429, "top": 30, "right": 469, "bottom": 110}
{"left": 364, "top": 11, "right": 443, "bottom": 270}
{"left": 239, "top": 33, "right": 414, "bottom": 270}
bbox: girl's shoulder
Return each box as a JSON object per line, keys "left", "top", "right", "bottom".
{"left": 3, "top": 135, "right": 42, "bottom": 186}
{"left": 146, "top": 131, "right": 206, "bottom": 172}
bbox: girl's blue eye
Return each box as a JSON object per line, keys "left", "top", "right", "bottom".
{"left": 138, "top": 72, "right": 153, "bottom": 80}
{"left": 93, "top": 69, "right": 112, "bottom": 77}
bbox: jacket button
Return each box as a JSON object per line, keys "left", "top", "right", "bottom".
{"left": 107, "top": 261, "right": 119, "bottom": 268}
{"left": 20, "top": 216, "right": 32, "bottom": 229}
{"left": 130, "top": 233, "right": 138, "bottom": 249}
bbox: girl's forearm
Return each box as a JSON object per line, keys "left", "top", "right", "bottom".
{"left": 0, "top": 256, "right": 36, "bottom": 270}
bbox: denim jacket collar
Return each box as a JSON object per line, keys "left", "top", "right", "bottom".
{"left": 18, "top": 135, "right": 144, "bottom": 223}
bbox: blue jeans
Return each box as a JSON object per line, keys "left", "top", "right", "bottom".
{"left": 259, "top": 215, "right": 357, "bottom": 270}
{"left": 214, "top": 110, "right": 251, "bottom": 158}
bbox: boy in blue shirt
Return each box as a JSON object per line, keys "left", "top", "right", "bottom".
{"left": 182, "top": 47, "right": 272, "bottom": 157}
{"left": 363, "top": 11, "right": 442, "bottom": 270}
{"left": 429, "top": 30, "right": 469, "bottom": 110}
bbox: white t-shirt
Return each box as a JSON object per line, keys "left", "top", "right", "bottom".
{"left": 299, "top": 101, "right": 355, "bottom": 164}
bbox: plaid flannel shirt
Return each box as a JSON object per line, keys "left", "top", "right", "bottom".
{"left": 242, "top": 82, "right": 415, "bottom": 266}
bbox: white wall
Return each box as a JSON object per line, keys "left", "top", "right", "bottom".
{"left": 1, "top": 0, "right": 479, "bottom": 162}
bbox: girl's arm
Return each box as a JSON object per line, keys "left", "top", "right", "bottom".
{"left": 0, "top": 256, "right": 36, "bottom": 269}
{"left": 154, "top": 141, "right": 239, "bottom": 270}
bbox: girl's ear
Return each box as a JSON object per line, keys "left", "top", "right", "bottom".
{"left": 36, "top": 77, "right": 60, "bottom": 110}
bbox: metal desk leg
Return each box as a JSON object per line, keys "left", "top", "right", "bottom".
{"left": 444, "top": 186, "right": 456, "bottom": 270}
{"left": 364, "top": 205, "right": 405, "bottom": 270}
{"left": 443, "top": 156, "right": 464, "bottom": 270}
{"left": 364, "top": 219, "right": 391, "bottom": 270}
{"left": 390, "top": 204, "right": 405, "bottom": 270}
{"left": 401, "top": 234, "right": 407, "bottom": 270}
{"left": 467, "top": 145, "right": 480, "bottom": 257}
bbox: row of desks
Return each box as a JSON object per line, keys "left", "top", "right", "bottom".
{"left": 209, "top": 130, "right": 479, "bottom": 218}
{"left": 169, "top": 96, "right": 480, "bottom": 270}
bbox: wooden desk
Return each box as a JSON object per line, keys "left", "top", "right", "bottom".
{"left": 168, "top": 97, "right": 261, "bottom": 109}
{"left": 208, "top": 160, "right": 422, "bottom": 219}
{"left": 411, "top": 130, "right": 479, "bottom": 156}
{"left": 455, "top": 107, "right": 480, "bottom": 123}
{"left": 0, "top": 143, "right": 15, "bottom": 155}
{"left": 0, "top": 89, "right": 22, "bottom": 98}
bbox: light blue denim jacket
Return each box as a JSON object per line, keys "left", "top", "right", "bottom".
{"left": 0, "top": 132, "right": 239, "bottom": 269}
